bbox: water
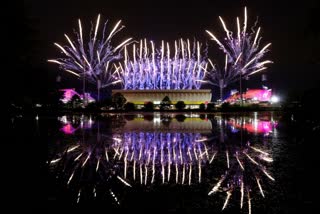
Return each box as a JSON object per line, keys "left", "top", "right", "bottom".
{"left": 10, "top": 111, "right": 315, "bottom": 212}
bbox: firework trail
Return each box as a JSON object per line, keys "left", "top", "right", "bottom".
{"left": 206, "top": 55, "right": 241, "bottom": 102}
{"left": 48, "top": 15, "right": 132, "bottom": 101}
{"left": 115, "top": 39, "right": 208, "bottom": 90}
{"left": 206, "top": 7, "right": 272, "bottom": 101}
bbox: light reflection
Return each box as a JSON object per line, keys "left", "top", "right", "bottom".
{"left": 225, "top": 114, "right": 278, "bottom": 135}
{"left": 58, "top": 115, "right": 95, "bottom": 134}
{"left": 206, "top": 113, "right": 276, "bottom": 212}
{"left": 111, "top": 131, "right": 213, "bottom": 185}
{"left": 49, "top": 113, "right": 278, "bottom": 212}
{"left": 60, "top": 123, "right": 77, "bottom": 134}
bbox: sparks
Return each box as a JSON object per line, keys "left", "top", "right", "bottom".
{"left": 76, "top": 189, "right": 81, "bottom": 203}
{"left": 206, "top": 7, "right": 272, "bottom": 102}
{"left": 248, "top": 190, "right": 252, "bottom": 214}
{"left": 256, "top": 177, "right": 265, "bottom": 197}
{"left": 67, "top": 145, "right": 79, "bottom": 153}
{"left": 117, "top": 176, "right": 132, "bottom": 187}
{"left": 222, "top": 190, "right": 232, "bottom": 210}
{"left": 244, "top": 152, "right": 259, "bottom": 165}
{"left": 118, "top": 39, "right": 208, "bottom": 90}
{"left": 96, "top": 158, "right": 100, "bottom": 172}
{"left": 208, "top": 176, "right": 225, "bottom": 195}
{"left": 49, "top": 15, "right": 131, "bottom": 101}
{"left": 50, "top": 158, "right": 61, "bottom": 164}
{"left": 226, "top": 150, "right": 230, "bottom": 168}
{"left": 240, "top": 180, "right": 244, "bottom": 208}
{"left": 259, "top": 155, "right": 273, "bottom": 162}
{"left": 67, "top": 171, "right": 75, "bottom": 185}
{"left": 262, "top": 169, "right": 275, "bottom": 181}
{"left": 236, "top": 154, "right": 244, "bottom": 170}
{"left": 209, "top": 151, "right": 217, "bottom": 164}
{"left": 81, "top": 153, "right": 90, "bottom": 168}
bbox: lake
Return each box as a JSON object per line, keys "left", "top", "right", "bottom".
{"left": 11, "top": 111, "right": 315, "bottom": 213}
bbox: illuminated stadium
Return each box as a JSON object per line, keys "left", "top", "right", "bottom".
{"left": 224, "top": 89, "right": 273, "bottom": 104}
{"left": 112, "top": 39, "right": 211, "bottom": 108}
{"left": 60, "top": 88, "right": 95, "bottom": 104}
{"left": 112, "top": 89, "right": 212, "bottom": 109}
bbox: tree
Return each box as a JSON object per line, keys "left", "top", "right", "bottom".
{"left": 47, "top": 90, "right": 65, "bottom": 110}
{"left": 207, "top": 103, "right": 215, "bottom": 111}
{"left": 144, "top": 114, "right": 154, "bottom": 121}
{"left": 67, "top": 94, "right": 82, "bottom": 109}
{"left": 144, "top": 102, "right": 154, "bottom": 111}
{"left": 175, "top": 114, "right": 186, "bottom": 122}
{"left": 100, "top": 97, "right": 112, "bottom": 109}
{"left": 199, "top": 114, "right": 206, "bottom": 120}
{"left": 112, "top": 93, "right": 126, "bottom": 110}
{"left": 199, "top": 103, "right": 206, "bottom": 110}
{"left": 86, "top": 102, "right": 99, "bottom": 110}
{"left": 160, "top": 96, "right": 172, "bottom": 110}
{"left": 220, "top": 102, "right": 231, "bottom": 111}
{"left": 161, "top": 115, "right": 172, "bottom": 127}
{"left": 124, "top": 102, "right": 135, "bottom": 111}
{"left": 124, "top": 114, "right": 135, "bottom": 121}
{"left": 175, "top": 101, "right": 186, "bottom": 111}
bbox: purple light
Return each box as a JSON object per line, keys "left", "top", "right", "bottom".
{"left": 228, "top": 116, "right": 277, "bottom": 134}
{"left": 112, "top": 132, "right": 208, "bottom": 165}
{"left": 225, "top": 89, "right": 272, "bottom": 103}
{"left": 116, "top": 39, "right": 208, "bottom": 90}
{"left": 48, "top": 15, "right": 132, "bottom": 101}
{"left": 60, "top": 123, "right": 77, "bottom": 134}
{"left": 59, "top": 89, "right": 95, "bottom": 103}
{"left": 60, "top": 88, "right": 80, "bottom": 103}
{"left": 206, "top": 7, "right": 272, "bottom": 101}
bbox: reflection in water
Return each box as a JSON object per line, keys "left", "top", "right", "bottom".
{"left": 209, "top": 113, "right": 276, "bottom": 212}
{"left": 226, "top": 113, "right": 278, "bottom": 135}
{"left": 112, "top": 132, "right": 213, "bottom": 185}
{"left": 207, "top": 141, "right": 274, "bottom": 212}
{"left": 50, "top": 113, "right": 278, "bottom": 212}
{"left": 58, "top": 115, "right": 94, "bottom": 134}
{"left": 49, "top": 132, "right": 123, "bottom": 205}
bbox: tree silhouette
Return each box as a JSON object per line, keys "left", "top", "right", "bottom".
{"left": 124, "top": 102, "right": 135, "bottom": 111}
{"left": 160, "top": 96, "right": 172, "bottom": 110}
{"left": 144, "top": 102, "right": 154, "bottom": 111}
{"left": 175, "top": 101, "right": 186, "bottom": 111}
{"left": 112, "top": 93, "right": 126, "bottom": 110}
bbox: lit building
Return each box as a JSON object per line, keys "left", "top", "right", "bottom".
{"left": 224, "top": 89, "right": 272, "bottom": 104}
{"left": 112, "top": 39, "right": 211, "bottom": 109}
{"left": 60, "top": 88, "right": 95, "bottom": 104}
{"left": 112, "top": 89, "right": 212, "bottom": 109}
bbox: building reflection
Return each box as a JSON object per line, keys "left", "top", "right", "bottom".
{"left": 58, "top": 115, "right": 95, "bottom": 134}
{"left": 225, "top": 112, "right": 278, "bottom": 135}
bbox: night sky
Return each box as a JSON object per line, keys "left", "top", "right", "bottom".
{"left": 6, "top": 0, "right": 320, "bottom": 103}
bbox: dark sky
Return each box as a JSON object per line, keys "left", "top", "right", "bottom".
{"left": 7, "top": 0, "right": 320, "bottom": 102}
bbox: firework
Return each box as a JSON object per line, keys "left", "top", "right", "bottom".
{"left": 115, "top": 39, "right": 208, "bottom": 90}
{"left": 48, "top": 15, "right": 132, "bottom": 101}
{"left": 206, "top": 55, "right": 240, "bottom": 102}
{"left": 206, "top": 7, "right": 272, "bottom": 102}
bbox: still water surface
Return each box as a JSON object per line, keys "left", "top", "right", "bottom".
{"left": 44, "top": 112, "right": 301, "bottom": 212}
